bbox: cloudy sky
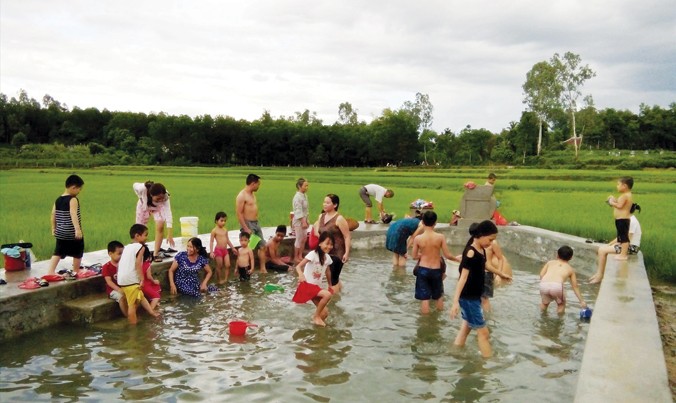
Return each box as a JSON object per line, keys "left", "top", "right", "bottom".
{"left": 1, "top": 0, "right": 674, "bottom": 133}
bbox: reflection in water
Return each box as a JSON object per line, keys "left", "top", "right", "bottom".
{"left": 292, "top": 327, "right": 353, "bottom": 386}
{"left": 0, "top": 249, "right": 597, "bottom": 401}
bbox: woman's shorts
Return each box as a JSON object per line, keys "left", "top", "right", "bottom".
{"left": 294, "top": 225, "right": 308, "bottom": 249}
{"left": 459, "top": 298, "right": 486, "bottom": 329}
{"left": 54, "top": 238, "right": 85, "bottom": 259}
{"left": 414, "top": 267, "right": 444, "bottom": 300}
{"left": 614, "top": 244, "right": 640, "bottom": 254}
{"left": 329, "top": 256, "right": 344, "bottom": 286}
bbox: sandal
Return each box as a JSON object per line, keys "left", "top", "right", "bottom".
{"left": 153, "top": 255, "right": 164, "bottom": 262}
{"left": 364, "top": 220, "right": 377, "bottom": 224}
{"left": 18, "top": 278, "right": 41, "bottom": 290}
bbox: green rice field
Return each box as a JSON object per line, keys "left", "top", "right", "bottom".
{"left": 1, "top": 166, "right": 674, "bottom": 282}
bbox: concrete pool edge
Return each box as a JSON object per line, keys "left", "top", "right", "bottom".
{"left": 354, "top": 223, "right": 671, "bottom": 402}
{"left": 0, "top": 223, "right": 670, "bottom": 401}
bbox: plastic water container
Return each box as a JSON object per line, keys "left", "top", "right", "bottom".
{"left": 180, "top": 216, "right": 199, "bottom": 237}
{"left": 3, "top": 251, "right": 26, "bottom": 271}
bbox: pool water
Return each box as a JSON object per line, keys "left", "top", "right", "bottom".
{"left": 0, "top": 248, "right": 597, "bottom": 402}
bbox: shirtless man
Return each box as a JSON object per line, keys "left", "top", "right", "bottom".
{"left": 236, "top": 174, "right": 266, "bottom": 273}
{"left": 539, "top": 245, "right": 587, "bottom": 314}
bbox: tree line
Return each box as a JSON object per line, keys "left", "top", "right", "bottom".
{"left": 1, "top": 55, "right": 674, "bottom": 167}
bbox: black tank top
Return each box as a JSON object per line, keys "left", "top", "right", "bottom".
{"left": 54, "top": 195, "right": 80, "bottom": 240}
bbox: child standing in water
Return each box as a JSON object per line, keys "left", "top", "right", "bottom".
{"left": 209, "top": 211, "right": 238, "bottom": 284}
{"left": 411, "top": 211, "right": 460, "bottom": 314}
{"left": 236, "top": 232, "right": 255, "bottom": 281}
{"left": 450, "top": 220, "right": 499, "bottom": 358}
{"left": 540, "top": 245, "right": 587, "bottom": 314}
{"left": 292, "top": 231, "right": 335, "bottom": 327}
{"left": 117, "top": 224, "right": 160, "bottom": 325}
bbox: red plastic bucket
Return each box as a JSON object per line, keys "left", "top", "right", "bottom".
{"left": 228, "top": 321, "right": 257, "bottom": 336}
{"left": 4, "top": 252, "right": 26, "bottom": 271}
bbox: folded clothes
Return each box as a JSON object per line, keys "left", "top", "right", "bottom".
{"left": 1, "top": 246, "right": 22, "bottom": 258}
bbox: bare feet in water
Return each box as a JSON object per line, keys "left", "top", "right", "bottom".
{"left": 312, "top": 315, "right": 326, "bottom": 327}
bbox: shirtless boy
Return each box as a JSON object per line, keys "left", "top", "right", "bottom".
{"left": 236, "top": 232, "right": 255, "bottom": 281}
{"left": 266, "top": 225, "right": 292, "bottom": 272}
{"left": 236, "top": 174, "right": 266, "bottom": 272}
{"left": 539, "top": 245, "right": 587, "bottom": 314}
{"left": 209, "top": 211, "right": 238, "bottom": 284}
{"left": 411, "top": 211, "right": 461, "bottom": 314}
{"left": 606, "top": 177, "right": 634, "bottom": 260}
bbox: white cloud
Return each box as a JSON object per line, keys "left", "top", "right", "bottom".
{"left": 1, "top": 0, "right": 674, "bottom": 133}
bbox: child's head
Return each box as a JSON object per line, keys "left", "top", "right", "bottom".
{"left": 468, "top": 220, "right": 498, "bottom": 248}
{"left": 129, "top": 223, "right": 149, "bottom": 242}
{"left": 215, "top": 211, "right": 227, "bottom": 225}
{"left": 65, "top": 174, "right": 84, "bottom": 194}
{"left": 617, "top": 176, "right": 634, "bottom": 191}
{"left": 148, "top": 183, "right": 168, "bottom": 204}
{"left": 422, "top": 210, "right": 437, "bottom": 227}
{"left": 316, "top": 231, "right": 334, "bottom": 264}
{"left": 487, "top": 173, "right": 497, "bottom": 185}
{"left": 107, "top": 240, "right": 124, "bottom": 263}
{"left": 239, "top": 231, "right": 251, "bottom": 247}
{"left": 557, "top": 245, "right": 574, "bottom": 261}
{"left": 296, "top": 177, "right": 308, "bottom": 192}
{"left": 187, "top": 237, "right": 208, "bottom": 257}
{"left": 323, "top": 194, "right": 340, "bottom": 212}
{"left": 274, "top": 225, "right": 287, "bottom": 241}
{"left": 385, "top": 189, "right": 394, "bottom": 198}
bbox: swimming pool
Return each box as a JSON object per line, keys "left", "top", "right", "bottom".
{"left": 0, "top": 248, "right": 597, "bottom": 401}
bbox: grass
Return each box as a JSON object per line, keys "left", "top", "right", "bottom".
{"left": 1, "top": 166, "right": 674, "bottom": 282}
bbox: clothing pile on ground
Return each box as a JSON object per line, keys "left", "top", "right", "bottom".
{"left": 410, "top": 199, "right": 434, "bottom": 209}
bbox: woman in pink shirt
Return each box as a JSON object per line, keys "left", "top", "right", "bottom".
{"left": 134, "top": 181, "right": 175, "bottom": 261}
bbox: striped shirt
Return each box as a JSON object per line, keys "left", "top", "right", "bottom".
{"left": 54, "top": 195, "right": 81, "bottom": 240}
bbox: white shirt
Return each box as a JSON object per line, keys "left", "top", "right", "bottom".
{"left": 364, "top": 184, "right": 387, "bottom": 203}
{"left": 629, "top": 215, "right": 642, "bottom": 247}
{"left": 117, "top": 242, "right": 145, "bottom": 286}
{"left": 302, "top": 250, "right": 333, "bottom": 286}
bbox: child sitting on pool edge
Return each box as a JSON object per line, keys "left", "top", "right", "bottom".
{"left": 539, "top": 245, "right": 587, "bottom": 315}
{"left": 117, "top": 224, "right": 160, "bottom": 325}
{"left": 265, "top": 225, "right": 292, "bottom": 272}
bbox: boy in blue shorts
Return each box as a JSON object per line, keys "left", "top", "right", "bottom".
{"left": 451, "top": 220, "right": 499, "bottom": 358}
{"left": 411, "top": 211, "right": 460, "bottom": 314}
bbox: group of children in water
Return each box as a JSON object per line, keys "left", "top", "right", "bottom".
{"left": 43, "top": 173, "right": 640, "bottom": 356}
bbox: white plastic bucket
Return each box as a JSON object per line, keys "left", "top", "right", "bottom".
{"left": 180, "top": 216, "right": 199, "bottom": 237}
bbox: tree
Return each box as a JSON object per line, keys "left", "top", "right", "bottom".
{"left": 550, "top": 52, "right": 596, "bottom": 157}
{"left": 338, "top": 102, "right": 359, "bottom": 125}
{"left": 523, "top": 61, "right": 561, "bottom": 155}
{"left": 402, "top": 92, "right": 434, "bottom": 163}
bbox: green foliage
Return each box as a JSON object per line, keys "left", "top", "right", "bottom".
{"left": 1, "top": 167, "right": 674, "bottom": 282}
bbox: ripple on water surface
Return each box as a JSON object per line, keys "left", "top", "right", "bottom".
{"left": 0, "top": 248, "right": 598, "bottom": 401}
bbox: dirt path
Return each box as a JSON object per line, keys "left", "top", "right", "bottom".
{"left": 653, "top": 285, "right": 676, "bottom": 400}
